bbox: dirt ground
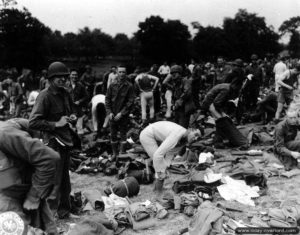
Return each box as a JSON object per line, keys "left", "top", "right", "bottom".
{"left": 56, "top": 140, "right": 300, "bottom": 235}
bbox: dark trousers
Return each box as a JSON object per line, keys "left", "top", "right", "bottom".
{"left": 14, "top": 102, "right": 22, "bottom": 117}
{"left": 244, "top": 84, "right": 260, "bottom": 110}
{"left": 260, "top": 102, "right": 276, "bottom": 121}
{"left": 174, "top": 108, "right": 190, "bottom": 128}
{"left": 153, "top": 87, "right": 161, "bottom": 114}
{"left": 47, "top": 139, "right": 71, "bottom": 218}
{"left": 252, "top": 102, "right": 276, "bottom": 122}
{"left": 215, "top": 116, "right": 248, "bottom": 147}
{"left": 96, "top": 103, "right": 106, "bottom": 137}
{"left": 110, "top": 116, "right": 129, "bottom": 142}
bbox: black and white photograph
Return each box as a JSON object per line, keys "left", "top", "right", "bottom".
{"left": 0, "top": 0, "right": 300, "bottom": 234}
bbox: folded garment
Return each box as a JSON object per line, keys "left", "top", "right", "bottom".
{"left": 250, "top": 216, "right": 269, "bottom": 227}
{"left": 83, "top": 189, "right": 105, "bottom": 211}
{"left": 155, "top": 202, "right": 168, "bottom": 219}
{"left": 125, "top": 202, "right": 156, "bottom": 231}
{"left": 180, "top": 193, "right": 200, "bottom": 208}
{"left": 216, "top": 201, "right": 244, "bottom": 213}
{"left": 168, "top": 164, "right": 189, "bottom": 175}
{"left": 104, "top": 162, "right": 118, "bottom": 176}
{"left": 76, "top": 157, "right": 111, "bottom": 174}
{"left": 217, "top": 176, "right": 260, "bottom": 207}
{"left": 227, "top": 160, "right": 267, "bottom": 189}
{"left": 195, "top": 163, "right": 212, "bottom": 171}
{"left": 281, "top": 169, "right": 300, "bottom": 178}
{"left": 183, "top": 205, "right": 195, "bottom": 217}
{"left": 268, "top": 218, "right": 291, "bottom": 227}
{"left": 188, "top": 201, "right": 223, "bottom": 235}
{"left": 283, "top": 206, "right": 300, "bottom": 221}
{"left": 114, "top": 211, "right": 130, "bottom": 227}
{"left": 132, "top": 206, "right": 150, "bottom": 222}
{"left": 268, "top": 206, "right": 300, "bottom": 227}
{"left": 172, "top": 179, "right": 220, "bottom": 194}
{"left": 101, "top": 194, "right": 129, "bottom": 213}
{"left": 160, "top": 193, "right": 175, "bottom": 210}
{"left": 204, "top": 171, "right": 222, "bottom": 184}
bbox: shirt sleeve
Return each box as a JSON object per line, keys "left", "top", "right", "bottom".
{"left": 154, "top": 127, "right": 186, "bottom": 172}
{"left": 180, "top": 79, "right": 192, "bottom": 101}
{"left": 214, "top": 88, "right": 229, "bottom": 110}
{"left": 105, "top": 85, "right": 113, "bottom": 115}
{"left": 27, "top": 93, "right": 35, "bottom": 106}
{"left": 0, "top": 130, "right": 60, "bottom": 202}
{"left": 107, "top": 75, "right": 112, "bottom": 89}
{"left": 28, "top": 92, "right": 56, "bottom": 131}
{"left": 120, "top": 84, "right": 135, "bottom": 116}
{"left": 279, "top": 70, "right": 289, "bottom": 81}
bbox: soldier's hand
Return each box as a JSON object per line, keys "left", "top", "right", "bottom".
{"left": 55, "top": 116, "right": 69, "bottom": 128}
{"left": 291, "top": 151, "right": 300, "bottom": 159}
{"left": 109, "top": 113, "right": 114, "bottom": 121}
{"left": 114, "top": 112, "right": 122, "bottom": 121}
{"left": 23, "top": 198, "right": 40, "bottom": 211}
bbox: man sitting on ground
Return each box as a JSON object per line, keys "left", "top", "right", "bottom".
{"left": 275, "top": 105, "right": 300, "bottom": 171}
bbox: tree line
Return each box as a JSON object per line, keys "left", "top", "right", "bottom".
{"left": 0, "top": 5, "right": 299, "bottom": 71}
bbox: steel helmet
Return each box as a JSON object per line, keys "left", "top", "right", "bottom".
{"left": 47, "top": 62, "right": 69, "bottom": 79}
{"left": 170, "top": 65, "right": 183, "bottom": 74}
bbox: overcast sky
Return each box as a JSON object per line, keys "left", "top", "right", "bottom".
{"left": 17, "top": 0, "right": 300, "bottom": 37}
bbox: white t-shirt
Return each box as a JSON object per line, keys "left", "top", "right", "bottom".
{"left": 91, "top": 94, "right": 105, "bottom": 110}
{"left": 273, "top": 61, "right": 287, "bottom": 92}
{"left": 27, "top": 91, "right": 39, "bottom": 106}
{"left": 188, "top": 64, "right": 195, "bottom": 73}
{"left": 158, "top": 65, "right": 170, "bottom": 75}
{"left": 107, "top": 73, "right": 118, "bottom": 88}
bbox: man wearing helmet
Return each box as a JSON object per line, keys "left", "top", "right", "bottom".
{"left": 29, "top": 61, "right": 75, "bottom": 219}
